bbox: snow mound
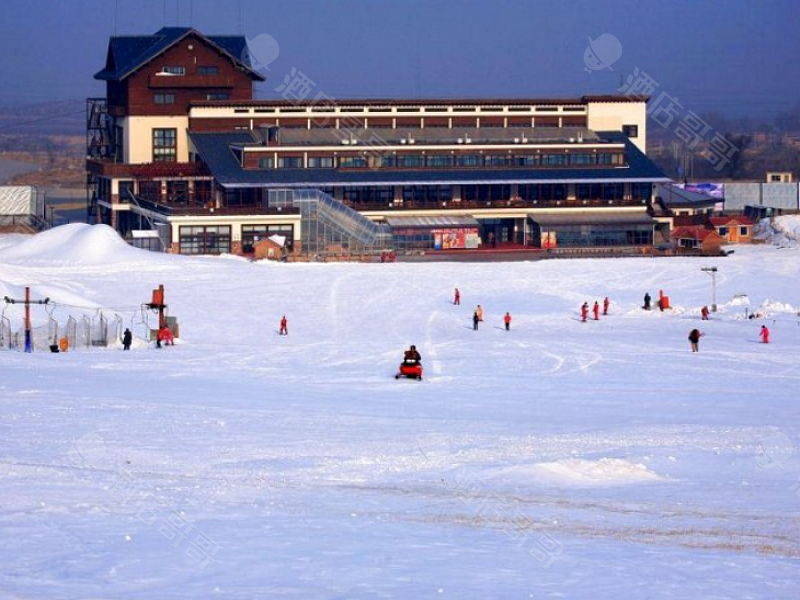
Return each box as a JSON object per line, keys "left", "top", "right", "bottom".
{"left": 757, "top": 298, "right": 798, "bottom": 316}
{"left": 760, "top": 215, "right": 800, "bottom": 248}
{"left": 489, "top": 458, "right": 663, "bottom": 487}
{"left": 0, "top": 224, "right": 150, "bottom": 265}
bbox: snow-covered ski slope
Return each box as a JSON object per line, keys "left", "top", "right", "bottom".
{"left": 1, "top": 224, "right": 799, "bottom": 599}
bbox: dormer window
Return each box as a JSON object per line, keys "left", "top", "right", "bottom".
{"left": 159, "top": 66, "right": 185, "bottom": 76}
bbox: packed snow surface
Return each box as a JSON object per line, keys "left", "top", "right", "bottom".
{"left": 1, "top": 224, "right": 799, "bottom": 599}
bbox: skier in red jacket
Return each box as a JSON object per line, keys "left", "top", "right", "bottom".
{"left": 760, "top": 325, "right": 770, "bottom": 344}
{"left": 280, "top": 315, "right": 288, "bottom": 336}
{"left": 581, "top": 302, "right": 589, "bottom": 322}
{"left": 454, "top": 287, "right": 460, "bottom": 305}
{"left": 701, "top": 306, "right": 709, "bottom": 320}
{"left": 593, "top": 301, "right": 600, "bottom": 321}
{"left": 503, "top": 312, "right": 512, "bottom": 331}
{"left": 603, "top": 297, "right": 610, "bottom": 316}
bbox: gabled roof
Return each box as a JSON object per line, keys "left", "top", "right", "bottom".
{"left": 189, "top": 130, "right": 669, "bottom": 189}
{"left": 710, "top": 216, "right": 753, "bottom": 227}
{"left": 672, "top": 225, "right": 719, "bottom": 241}
{"left": 94, "top": 27, "right": 265, "bottom": 82}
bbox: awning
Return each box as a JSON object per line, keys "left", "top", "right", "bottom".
{"left": 385, "top": 215, "right": 479, "bottom": 228}
{"left": 529, "top": 212, "right": 655, "bottom": 227}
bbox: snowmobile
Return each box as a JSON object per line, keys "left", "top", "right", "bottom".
{"left": 396, "top": 361, "right": 423, "bottom": 381}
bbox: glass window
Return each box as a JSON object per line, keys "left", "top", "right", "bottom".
{"left": 338, "top": 157, "right": 368, "bottom": 168}
{"left": 630, "top": 182, "right": 652, "bottom": 201}
{"left": 258, "top": 157, "right": 274, "bottom": 169}
{"left": 308, "top": 156, "right": 334, "bottom": 168}
{"left": 278, "top": 156, "right": 303, "bottom": 168}
{"left": 740, "top": 226, "right": 748, "bottom": 236}
{"left": 541, "top": 154, "right": 567, "bottom": 166}
{"left": 152, "top": 128, "right": 177, "bottom": 162}
{"left": 160, "top": 66, "right": 185, "bottom": 75}
{"left": 154, "top": 93, "right": 175, "bottom": 104}
{"left": 426, "top": 155, "right": 453, "bottom": 168}
{"left": 395, "top": 155, "right": 425, "bottom": 168}
{"left": 179, "top": 225, "right": 231, "bottom": 255}
{"left": 622, "top": 124, "right": 639, "bottom": 138}
{"left": 197, "top": 65, "right": 219, "bottom": 75}
{"left": 718, "top": 227, "right": 728, "bottom": 236}
{"left": 485, "top": 155, "right": 512, "bottom": 167}
{"left": 454, "top": 155, "right": 482, "bottom": 167}
{"left": 571, "top": 154, "right": 596, "bottom": 166}
{"left": 206, "top": 92, "right": 229, "bottom": 100}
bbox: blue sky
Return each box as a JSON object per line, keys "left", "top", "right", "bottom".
{"left": 0, "top": 0, "right": 797, "bottom": 116}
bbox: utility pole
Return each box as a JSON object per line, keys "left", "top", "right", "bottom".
{"left": 3, "top": 287, "right": 50, "bottom": 353}
{"left": 701, "top": 267, "right": 718, "bottom": 312}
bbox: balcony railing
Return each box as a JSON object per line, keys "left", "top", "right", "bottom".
{"left": 125, "top": 195, "right": 298, "bottom": 217}
{"left": 342, "top": 198, "right": 649, "bottom": 211}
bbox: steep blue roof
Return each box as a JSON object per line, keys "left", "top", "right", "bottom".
{"left": 94, "top": 27, "right": 264, "bottom": 81}
{"left": 190, "top": 131, "right": 669, "bottom": 189}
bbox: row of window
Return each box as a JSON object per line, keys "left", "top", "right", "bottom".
{"left": 254, "top": 152, "right": 626, "bottom": 170}
{"left": 154, "top": 92, "right": 229, "bottom": 105}
{"left": 159, "top": 65, "right": 219, "bottom": 76}
{"left": 179, "top": 224, "right": 295, "bottom": 255}
{"left": 336, "top": 184, "right": 652, "bottom": 205}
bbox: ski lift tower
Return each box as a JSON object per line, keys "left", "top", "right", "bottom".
{"left": 4, "top": 287, "right": 50, "bottom": 353}
{"left": 146, "top": 284, "right": 167, "bottom": 330}
{"left": 701, "top": 267, "right": 718, "bottom": 312}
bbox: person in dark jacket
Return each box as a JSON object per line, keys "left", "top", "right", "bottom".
{"left": 643, "top": 293, "right": 652, "bottom": 310}
{"left": 473, "top": 311, "right": 480, "bottom": 330}
{"left": 122, "top": 328, "right": 132, "bottom": 351}
{"left": 403, "top": 345, "right": 421, "bottom": 365}
{"left": 688, "top": 328, "right": 703, "bottom": 352}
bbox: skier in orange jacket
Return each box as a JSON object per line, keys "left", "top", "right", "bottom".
{"left": 503, "top": 312, "right": 512, "bottom": 331}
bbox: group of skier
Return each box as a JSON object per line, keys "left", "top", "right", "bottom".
{"left": 455, "top": 290, "right": 512, "bottom": 332}
{"left": 580, "top": 297, "right": 610, "bottom": 322}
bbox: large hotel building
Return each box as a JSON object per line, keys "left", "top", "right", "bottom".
{"left": 86, "top": 27, "right": 671, "bottom": 257}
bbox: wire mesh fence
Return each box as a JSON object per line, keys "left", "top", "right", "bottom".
{"left": 0, "top": 311, "right": 132, "bottom": 352}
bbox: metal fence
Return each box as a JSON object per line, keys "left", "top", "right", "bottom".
{"left": 0, "top": 311, "right": 126, "bottom": 352}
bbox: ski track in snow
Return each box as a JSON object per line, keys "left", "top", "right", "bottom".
{"left": 1, "top": 227, "right": 800, "bottom": 598}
